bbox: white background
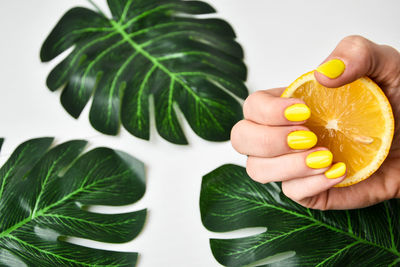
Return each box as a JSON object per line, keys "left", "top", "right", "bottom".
{"left": 1, "top": 0, "right": 400, "bottom": 266}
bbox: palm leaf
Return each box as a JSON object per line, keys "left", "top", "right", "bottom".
{"left": 40, "top": 0, "right": 248, "bottom": 144}
{"left": 0, "top": 137, "right": 146, "bottom": 266}
{"left": 200, "top": 164, "right": 400, "bottom": 266}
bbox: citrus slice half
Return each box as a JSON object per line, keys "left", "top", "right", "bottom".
{"left": 281, "top": 71, "right": 394, "bottom": 187}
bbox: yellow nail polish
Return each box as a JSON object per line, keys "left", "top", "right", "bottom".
{"left": 306, "top": 150, "right": 333, "bottom": 169}
{"left": 287, "top": 131, "right": 318, "bottom": 150}
{"left": 316, "top": 59, "right": 345, "bottom": 79}
{"left": 284, "top": 104, "right": 311, "bottom": 122}
{"left": 325, "top": 162, "right": 346, "bottom": 179}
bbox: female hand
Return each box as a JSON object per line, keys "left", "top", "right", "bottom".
{"left": 231, "top": 35, "right": 400, "bottom": 210}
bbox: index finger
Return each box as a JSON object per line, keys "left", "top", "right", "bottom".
{"left": 243, "top": 88, "right": 311, "bottom": 126}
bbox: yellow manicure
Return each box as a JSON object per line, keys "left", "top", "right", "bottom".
{"left": 287, "top": 131, "right": 318, "bottom": 150}
{"left": 306, "top": 150, "right": 333, "bottom": 169}
{"left": 316, "top": 59, "right": 345, "bottom": 79}
{"left": 284, "top": 104, "right": 311, "bottom": 122}
{"left": 325, "top": 162, "right": 347, "bottom": 179}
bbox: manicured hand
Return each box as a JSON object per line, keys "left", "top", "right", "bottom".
{"left": 231, "top": 35, "right": 400, "bottom": 210}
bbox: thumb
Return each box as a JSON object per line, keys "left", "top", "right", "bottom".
{"left": 314, "top": 35, "right": 400, "bottom": 88}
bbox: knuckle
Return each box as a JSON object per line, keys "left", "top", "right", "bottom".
{"left": 260, "top": 130, "right": 272, "bottom": 151}
{"left": 307, "top": 193, "right": 329, "bottom": 211}
{"left": 243, "top": 92, "right": 259, "bottom": 117}
{"left": 258, "top": 130, "right": 278, "bottom": 157}
{"left": 242, "top": 96, "right": 251, "bottom": 116}
{"left": 379, "top": 45, "right": 400, "bottom": 87}
{"left": 294, "top": 152, "right": 307, "bottom": 172}
{"left": 342, "top": 35, "right": 370, "bottom": 47}
{"left": 246, "top": 159, "right": 260, "bottom": 182}
{"left": 342, "top": 35, "right": 372, "bottom": 63}
{"left": 246, "top": 158, "right": 269, "bottom": 183}
{"left": 384, "top": 175, "right": 400, "bottom": 200}
{"left": 243, "top": 91, "right": 272, "bottom": 119}
{"left": 298, "top": 197, "right": 316, "bottom": 209}
{"left": 230, "top": 120, "right": 246, "bottom": 154}
{"left": 281, "top": 182, "right": 298, "bottom": 201}
{"left": 230, "top": 121, "right": 243, "bottom": 150}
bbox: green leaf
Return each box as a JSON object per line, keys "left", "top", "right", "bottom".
{"left": 0, "top": 139, "right": 3, "bottom": 152}
{"left": 41, "top": 0, "right": 248, "bottom": 144}
{"left": 0, "top": 138, "right": 146, "bottom": 267}
{"left": 200, "top": 164, "right": 400, "bottom": 267}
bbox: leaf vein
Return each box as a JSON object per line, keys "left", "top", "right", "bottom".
{"left": 209, "top": 185, "right": 400, "bottom": 257}
{"left": 7, "top": 235, "right": 116, "bottom": 267}
{"left": 135, "top": 65, "right": 156, "bottom": 130}
{"left": 227, "top": 223, "right": 318, "bottom": 256}
{"left": 314, "top": 241, "right": 360, "bottom": 267}
{"left": 110, "top": 20, "right": 225, "bottom": 132}
{"left": 41, "top": 213, "right": 137, "bottom": 227}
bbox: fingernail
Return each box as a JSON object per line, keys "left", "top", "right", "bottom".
{"left": 325, "top": 162, "right": 346, "bottom": 179}
{"left": 287, "top": 130, "right": 318, "bottom": 150}
{"left": 306, "top": 150, "right": 333, "bottom": 169}
{"left": 316, "top": 59, "right": 345, "bottom": 79}
{"left": 284, "top": 104, "right": 311, "bottom": 122}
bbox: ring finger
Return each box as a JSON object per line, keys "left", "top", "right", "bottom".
{"left": 231, "top": 120, "right": 318, "bottom": 157}
{"left": 246, "top": 148, "right": 334, "bottom": 183}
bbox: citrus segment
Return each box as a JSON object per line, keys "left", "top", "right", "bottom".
{"left": 281, "top": 71, "right": 394, "bottom": 187}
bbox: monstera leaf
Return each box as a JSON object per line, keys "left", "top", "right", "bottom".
{"left": 40, "top": 0, "right": 248, "bottom": 144}
{"left": 0, "top": 138, "right": 146, "bottom": 266}
{"left": 200, "top": 164, "right": 400, "bottom": 266}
